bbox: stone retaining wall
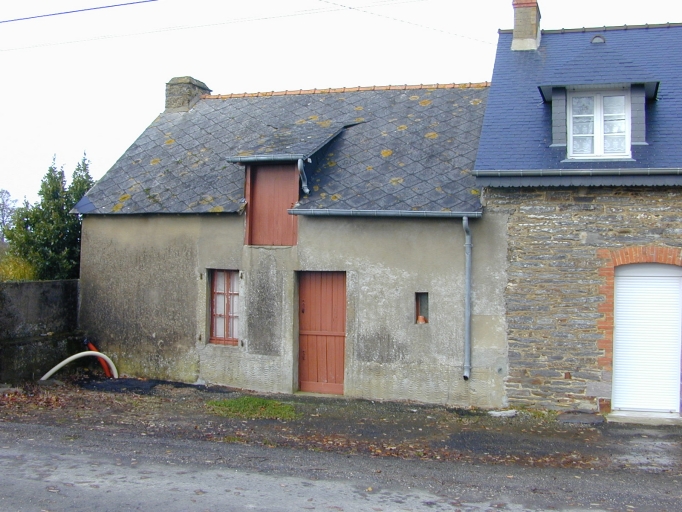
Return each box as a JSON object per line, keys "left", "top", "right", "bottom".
{"left": 483, "top": 186, "right": 682, "bottom": 411}
{"left": 0, "top": 280, "right": 78, "bottom": 339}
{"left": 0, "top": 280, "right": 81, "bottom": 383}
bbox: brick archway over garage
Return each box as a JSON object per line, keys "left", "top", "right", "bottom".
{"left": 597, "top": 246, "right": 682, "bottom": 374}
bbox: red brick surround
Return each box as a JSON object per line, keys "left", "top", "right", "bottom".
{"left": 597, "top": 246, "right": 682, "bottom": 372}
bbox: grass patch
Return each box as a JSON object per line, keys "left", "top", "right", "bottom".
{"left": 222, "top": 435, "right": 247, "bottom": 444}
{"left": 206, "top": 396, "right": 298, "bottom": 420}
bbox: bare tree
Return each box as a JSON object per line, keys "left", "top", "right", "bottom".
{"left": 0, "top": 189, "right": 18, "bottom": 244}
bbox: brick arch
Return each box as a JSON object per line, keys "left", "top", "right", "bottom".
{"left": 596, "top": 246, "right": 682, "bottom": 372}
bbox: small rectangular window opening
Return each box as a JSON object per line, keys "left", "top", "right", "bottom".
{"left": 210, "top": 269, "right": 239, "bottom": 345}
{"left": 416, "top": 292, "right": 428, "bottom": 324}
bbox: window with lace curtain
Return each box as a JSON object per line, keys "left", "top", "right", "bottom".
{"left": 568, "top": 90, "right": 631, "bottom": 159}
{"left": 210, "top": 269, "right": 239, "bottom": 345}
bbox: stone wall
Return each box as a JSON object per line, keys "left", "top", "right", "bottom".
{"left": 0, "top": 280, "right": 81, "bottom": 383}
{"left": 0, "top": 280, "right": 78, "bottom": 339}
{"left": 483, "top": 186, "right": 682, "bottom": 411}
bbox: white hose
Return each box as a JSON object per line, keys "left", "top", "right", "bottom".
{"left": 40, "top": 351, "right": 119, "bottom": 380}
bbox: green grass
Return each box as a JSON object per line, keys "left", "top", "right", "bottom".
{"left": 206, "top": 396, "right": 298, "bottom": 420}
{"left": 222, "top": 435, "right": 247, "bottom": 444}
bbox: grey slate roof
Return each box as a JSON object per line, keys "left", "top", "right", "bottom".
{"left": 78, "top": 84, "right": 488, "bottom": 215}
{"left": 474, "top": 24, "right": 682, "bottom": 188}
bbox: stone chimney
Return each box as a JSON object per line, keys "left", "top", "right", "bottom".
{"left": 511, "top": 0, "right": 541, "bottom": 51}
{"left": 165, "top": 76, "right": 211, "bottom": 112}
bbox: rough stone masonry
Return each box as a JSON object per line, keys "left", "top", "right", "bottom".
{"left": 483, "top": 186, "right": 682, "bottom": 411}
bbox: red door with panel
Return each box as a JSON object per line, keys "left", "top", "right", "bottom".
{"left": 298, "top": 272, "right": 346, "bottom": 394}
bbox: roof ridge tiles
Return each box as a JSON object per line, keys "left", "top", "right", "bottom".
{"left": 202, "top": 82, "right": 490, "bottom": 100}
{"left": 499, "top": 22, "right": 682, "bottom": 34}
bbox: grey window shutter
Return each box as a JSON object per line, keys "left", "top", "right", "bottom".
{"left": 551, "top": 87, "right": 567, "bottom": 146}
{"left": 631, "top": 84, "right": 646, "bottom": 144}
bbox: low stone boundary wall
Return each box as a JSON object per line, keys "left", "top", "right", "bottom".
{"left": 0, "top": 280, "right": 78, "bottom": 339}
{"left": 0, "top": 280, "right": 82, "bottom": 383}
{"left": 1, "top": 333, "right": 85, "bottom": 383}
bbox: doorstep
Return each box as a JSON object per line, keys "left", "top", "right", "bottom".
{"left": 607, "top": 410, "right": 682, "bottom": 425}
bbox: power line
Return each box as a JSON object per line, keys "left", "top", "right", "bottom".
{"left": 317, "top": 0, "right": 493, "bottom": 45}
{"left": 0, "top": 0, "right": 490, "bottom": 53}
{"left": 0, "top": 0, "right": 158, "bottom": 24}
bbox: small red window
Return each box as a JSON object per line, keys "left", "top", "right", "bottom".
{"left": 210, "top": 270, "right": 239, "bottom": 345}
{"left": 416, "top": 292, "right": 429, "bottom": 324}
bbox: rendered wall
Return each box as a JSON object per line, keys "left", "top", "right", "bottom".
{"left": 294, "top": 216, "right": 508, "bottom": 407}
{"left": 80, "top": 213, "right": 508, "bottom": 407}
{"left": 79, "top": 215, "right": 241, "bottom": 381}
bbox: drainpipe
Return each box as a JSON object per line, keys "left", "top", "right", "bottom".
{"left": 298, "top": 159, "right": 310, "bottom": 194}
{"left": 462, "top": 216, "right": 472, "bottom": 380}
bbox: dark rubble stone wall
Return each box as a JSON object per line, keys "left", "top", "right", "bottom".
{"left": 484, "top": 187, "right": 682, "bottom": 411}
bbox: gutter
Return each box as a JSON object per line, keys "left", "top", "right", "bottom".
{"left": 472, "top": 168, "right": 682, "bottom": 177}
{"left": 288, "top": 209, "right": 482, "bottom": 218}
{"left": 225, "top": 154, "right": 307, "bottom": 163}
{"left": 462, "top": 217, "right": 472, "bottom": 380}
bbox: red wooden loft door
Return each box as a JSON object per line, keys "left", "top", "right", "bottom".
{"left": 299, "top": 272, "right": 346, "bottom": 394}
{"left": 246, "top": 164, "right": 298, "bottom": 246}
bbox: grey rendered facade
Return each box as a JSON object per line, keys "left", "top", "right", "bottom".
{"left": 77, "top": 79, "right": 510, "bottom": 407}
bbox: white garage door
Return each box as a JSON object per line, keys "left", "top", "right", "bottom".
{"left": 613, "top": 264, "right": 682, "bottom": 413}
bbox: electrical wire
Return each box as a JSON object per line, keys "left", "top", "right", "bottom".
{"left": 0, "top": 0, "right": 158, "bottom": 24}
{"left": 317, "top": 0, "right": 493, "bottom": 45}
{"left": 0, "top": 0, "right": 491, "bottom": 53}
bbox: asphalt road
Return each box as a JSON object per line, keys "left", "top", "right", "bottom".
{"left": 1, "top": 422, "right": 681, "bottom": 512}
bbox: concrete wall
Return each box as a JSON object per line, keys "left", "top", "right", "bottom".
{"left": 483, "top": 186, "right": 682, "bottom": 411}
{"left": 0, "top": 279, "right": 81, "bottom": 383}
{"left": 0, "top": 280, "right": 78, "bottom": 338}
{"left": 79, "top": 213, "right": 508, "bottom": 407}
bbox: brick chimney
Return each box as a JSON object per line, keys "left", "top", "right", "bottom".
{"left": 511, "top": 0, "right": 541, "bottom": 51}
{"left": 165, "top": 76, "right": 211, "bottom": 112}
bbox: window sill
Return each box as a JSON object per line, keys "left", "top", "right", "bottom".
{"left": 561, "top": 157, "right": 636, "bottom": 163}
{"left": 246, "top": 244, "right": 296, "bottom": 248}
{"left": 209, "top": 339, "right": 239, "bottom": 346}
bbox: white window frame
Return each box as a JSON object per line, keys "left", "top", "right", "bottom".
{"left": 567, "top": 87, "right": 631, "bottom": 159}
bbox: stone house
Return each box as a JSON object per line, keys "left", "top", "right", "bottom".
{"left": 473, "top": 1, "right": 682, "bottom": 419}
{"left": 74, "top": 77, "right": 511, "bottom": 407}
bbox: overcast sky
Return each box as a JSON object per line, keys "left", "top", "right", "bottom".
{"left": 2, "top": 0, "right": 681, "bottom": 204}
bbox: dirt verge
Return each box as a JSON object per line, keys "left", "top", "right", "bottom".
{"left": 2, "top": 375, "right": 680, "bottom": 474}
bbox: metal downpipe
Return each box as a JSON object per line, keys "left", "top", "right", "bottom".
{"left": 462, "top": 216, "right": 472, "bottom": 380}
{"left": 298, "top": 159, "right": 310, "bottom": 194}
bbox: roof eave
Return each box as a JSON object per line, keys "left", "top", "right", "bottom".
{"left": 288, "top": 209, "right": 482, "bottom": 218}
{"left": 539, "top": 81, "right": 659, "bottom": 102}
{"left": 473, "top": 168, "right": 682, "bottom": 177}
{"left": 225, "top": 154, "right": 305, "bottom": 163}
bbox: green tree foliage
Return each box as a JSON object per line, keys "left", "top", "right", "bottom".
{"left": 5, "top": 157, "right": 94, "bottom": 280}
{"left": 0, "top": 253, "right": 36, "bottom": 281}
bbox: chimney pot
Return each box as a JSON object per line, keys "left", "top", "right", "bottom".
{"left": 512, "top": 0, "right": 541, "bottom": 51}
{"left": 165, "top": 76, "right": 211, "bottom": 112}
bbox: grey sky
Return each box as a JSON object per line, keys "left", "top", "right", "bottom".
{"left": 1, "top": 0, "right": 681, "bottom": 203}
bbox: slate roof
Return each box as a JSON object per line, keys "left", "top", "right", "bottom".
{"left": 79, "top": 84, "right": 488, "bottom": 216}
{"left": 474, "top": 24, "right": 682, "bottom": 187}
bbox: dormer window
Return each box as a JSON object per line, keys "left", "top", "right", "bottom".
{"left": 567, "top": 89, "right": 631, "bottom": 159}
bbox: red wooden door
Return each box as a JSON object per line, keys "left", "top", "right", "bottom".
{"left": 299, "top": 272, "right": 346, "bottom": 394}
{"left": 246, "top": 164, "right": 298, "bottom": 246}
